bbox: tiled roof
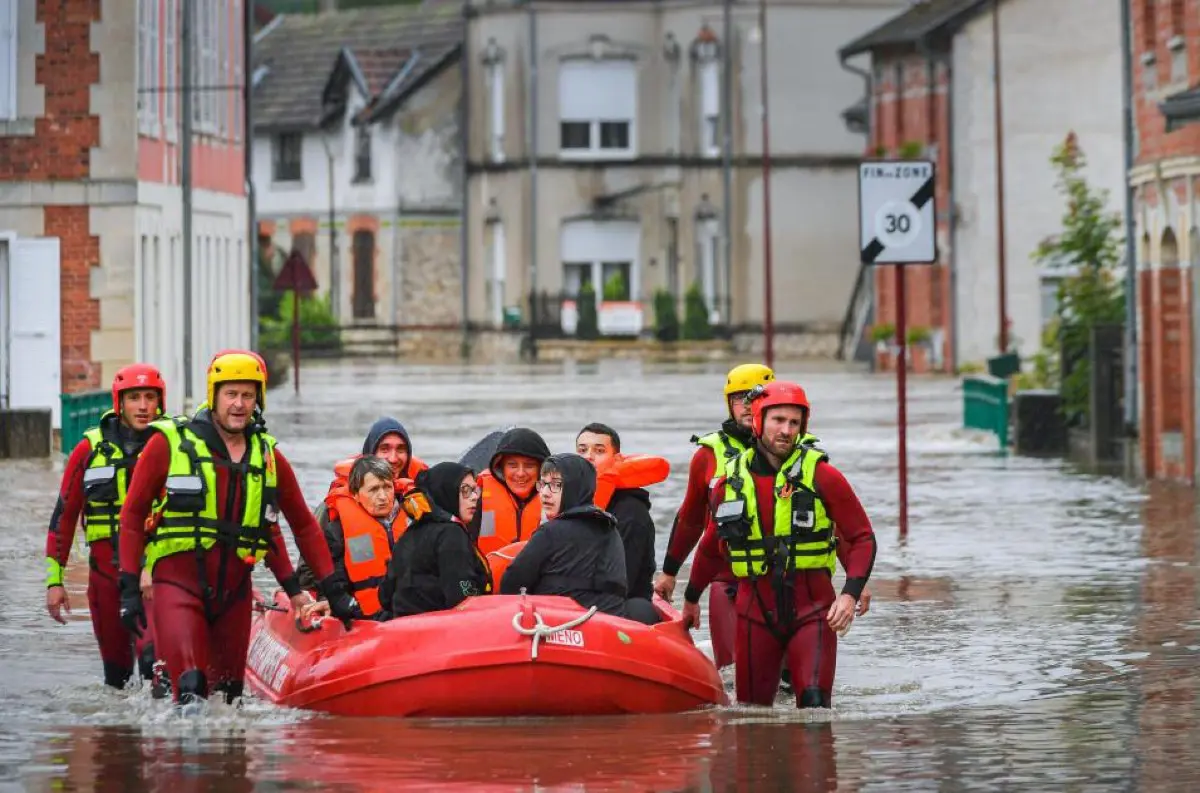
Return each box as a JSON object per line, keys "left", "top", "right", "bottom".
{"left": 839, "top": 0, "right": 987, "bottom": 60}
{"left": 253, "top": 3, "right": 461, "bottom": 132}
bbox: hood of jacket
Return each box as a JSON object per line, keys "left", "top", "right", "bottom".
{"left": 488, "top": 427, "right": 551, "bottom": 478}
{"left": 416, "top": 461, "right": 474, "bottom": 522}
{"left": 546, "top": 452, "right": 600, "bottom": 513}
{"left": 363, "top": 416, "right": 412, "bottom": 458}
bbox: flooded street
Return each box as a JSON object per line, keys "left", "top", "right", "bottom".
{"left": 1, "top": 358, "right": 1197, "bottom": 791}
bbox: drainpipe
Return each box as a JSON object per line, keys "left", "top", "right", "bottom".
{"left": 181, "top": 0, "right": 194, "bottom": 409}
{"left": 1119, "top": 0, "right": 1139, "bottom": 438}
{"left": 838, "top": 53, "right": 872, "bottom": 361}
{"left": 991, "top": 0, "right": 1009, "bottom": 354}
{"left": 245, "top": 0, "right": 258, "bottom": 351}
{"left": 944, "top": 51, "right": 959, "bottom": 371}
{"left": 459, "top": 12, "right": 471, "bottom": 357}
{"left": 525, "top": 0, "right": 539, "bottom": 360}
{"left": 721, "top": 0, "right": 733, "bottom": 330}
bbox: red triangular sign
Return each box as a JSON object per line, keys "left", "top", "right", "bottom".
{"left": 273, "top": 249, "right": 319, "bottom": 293}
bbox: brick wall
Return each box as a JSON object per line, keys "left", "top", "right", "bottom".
{"left": 0, "top": 1, "right": 103, "bottom": 392}
{"left": 867, "top": 51, "right": 953, "bottom": 373}
{"left": 1131, "top": 0, "right": 1200, "bottom": 482}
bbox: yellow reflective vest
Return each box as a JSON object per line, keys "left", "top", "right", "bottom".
{"left": 80, "top": 411, "right": 136, "bottom": 545}
{"left": 693, "top": 429, "right": 824, "bottom": 491}
{"left": 144, "top": 416, "right": 279, "bottom": 573}
{"left": 718, "top": 445, "right": 836, "bottom": 578}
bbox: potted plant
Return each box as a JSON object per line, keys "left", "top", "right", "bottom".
{"left": 906, "top": 325, "right": 932, "bottom": 372}
{"left": 870, "top": 322, "right": 896, "bottom": 370}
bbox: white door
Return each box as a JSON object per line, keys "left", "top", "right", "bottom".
{"left": 6, "top": 237, "right": 62, "bottom": 426}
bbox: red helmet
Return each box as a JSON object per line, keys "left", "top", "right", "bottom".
{"left": 749, "top": 380, "right": 810, "bottom": 437}
{"left": 210, "top": 348, "right": 268, "bottom": 379}
{"left": 112, "top": 363, "right": 166, "bottom": 415}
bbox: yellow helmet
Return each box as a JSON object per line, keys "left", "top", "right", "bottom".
{"left": 207, "top": 351, "right": 268, "bottom": 411}
{"left": 724, "top": 363, "right": 775, "bottom": 398}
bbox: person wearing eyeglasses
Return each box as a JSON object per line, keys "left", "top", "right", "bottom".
{"left": 375, "top": 462, "right": 493, "bottom": 619}
{"left": 499, "top": 454, "right": 660, "bottom": 625}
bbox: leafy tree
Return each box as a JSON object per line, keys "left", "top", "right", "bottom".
{"left": 653, "top": 289, "right": 680, "bottom": 342}
{"left": 1026, "top": 133, "right": 1126, "bottom": 423}
{"left": 682, "top": 282, "right": 713, "bottom": 341}
{"left": 575, "top": 281, "right": 599, "bottom": 340}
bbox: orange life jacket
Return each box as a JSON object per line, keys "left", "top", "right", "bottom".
{"left": 486, "top": 540, "right": 527, "bottom": 590}
{"left": 330, "top": 492, "right": 396, "bottom": 617}
{"left": 593, "top": 454, "right": 671, "bottom": 509}
{"left": 476, "top": 470, "right": 542, "bottom": 556}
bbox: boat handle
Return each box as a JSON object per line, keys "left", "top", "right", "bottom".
{"left": 295, "top": 615, "right": 324, "bottom": 634}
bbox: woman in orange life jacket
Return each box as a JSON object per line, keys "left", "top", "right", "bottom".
{"left": 471, "top": 427, "right": 551, "bottom": 555}
{"left": 298, "top": 417, "right": 427, "bottom": 590}
{"left": 575, "top": 423, "right": 661, "bottom": 602}
{"left": 310, "top": 455, "right": 403, "bottom": 618}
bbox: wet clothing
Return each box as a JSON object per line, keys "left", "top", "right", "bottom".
{"left": 332, "top": 496, "right": 401, "bottom": 617}
{"left": 684, "top": 447, "right": 876, "bottom": 707}
{"left": 380, "top": 462, "right": 492, "bottom": 618}
{"left": 500, "top": 454, "right": 658, "bottom": 625}
{"left": 45, "top": 413, "right": 160, "bottom": 689}
{"left": 118, "top": 411, "right": 336, "bottom": 702}
{"left": 606, "top": 488, "right": 656, "bottom": 601}
{"left": 472, "top": 428, "right": 550, "bottom": 554}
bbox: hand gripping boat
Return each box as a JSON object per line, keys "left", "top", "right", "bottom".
{"left": 245, "top": 589, "right": 727, "bottom": 718}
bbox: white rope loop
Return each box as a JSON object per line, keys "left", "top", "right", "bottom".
{"left": 511, "top": 603, "right": 599, "bottom": 660}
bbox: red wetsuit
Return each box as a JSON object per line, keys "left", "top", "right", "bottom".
{"left": 685, "top": 453, "right": 877, "bottom": 708}
{"left": 47, "top": 436, "right": 159, "bottom": 689}
{"left": 119, "top": 427, "right": 334, "bottom": 702}
{"left": 663, "top": 443, "right": 738, "bottom": 667}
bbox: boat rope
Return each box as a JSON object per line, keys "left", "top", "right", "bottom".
{"left": 511, "top": 604, "right": 598, "bottom": 661}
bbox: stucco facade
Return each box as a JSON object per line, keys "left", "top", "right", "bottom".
{"left": 465, "top": 0, "right": 908, "bottom": 351}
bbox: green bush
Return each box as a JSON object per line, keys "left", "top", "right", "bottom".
{"left": 653, "top": 289, "right": 680, "bottom": 342}
{"left": 575, "top": 282, "right": 599, "bottom": 340}
{"left": 602, "top": 270, "right": 628, "bottom": 302}
{"left": 682, "top": 282, "right": 713, "bottom": 341}
{"left": 261, "top": 291, "right": 341, "bottom": 350}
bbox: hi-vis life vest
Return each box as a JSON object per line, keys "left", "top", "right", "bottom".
{"left": 693, "top": 430, "right": 824, "bottom": 492}
{"left": 717, "top": 445, "right": 836, "bottom": 579}
{"left": 477, "top": 471, "right": 541, "bottom": 556}
{"left": 144, "top": 417, "right": 279, "bottom": 573}
{"left": 81, "top": 411, "right": 137, "bottom": 544}
{"left": 333, "top": 494, "right": 396, "bottom": 617}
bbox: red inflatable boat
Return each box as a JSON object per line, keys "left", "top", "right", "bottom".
{"left": 245, "top": 589, "right": 727, "bottom": 718}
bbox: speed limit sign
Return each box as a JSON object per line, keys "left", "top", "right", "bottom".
{"left": 858, "top": 161, "right": 936, "bottom": 264}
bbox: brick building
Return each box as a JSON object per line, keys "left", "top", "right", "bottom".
{"left": 0, "top": 0, "right": 250, "bottom": 420}
{"left": 838, "top": 0, "right": 1124, "bottom": 374}
{"left": 1130, "top": 0, "right": 1200, "bottom": 482}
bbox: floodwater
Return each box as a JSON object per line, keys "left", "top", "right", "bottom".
{"left": 1, "top": 358, "right": 1196, "bottom": 791}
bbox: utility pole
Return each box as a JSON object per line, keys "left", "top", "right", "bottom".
{"left": 992, "top": 0, "right": 1009, "bottom": 354}
{"left": 526, "top": 1, "right": 539, "bottom": 360}
{"left": 721, "top": 0, "right": 733, "bottom": 330}
{"left": 758, "top": 0, "right": 775, "bottom": 368}
{"left": 246, "top": 0, "right": 258, "bottom": 350}
{"left": 181, "top": 0, "right": 195, "bottom": 409}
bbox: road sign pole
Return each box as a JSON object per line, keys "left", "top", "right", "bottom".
{"left": 858, "top": 159, "right": 936, "bottom": 539}
{"left": 292, "top": 288, "right": 300, "bottom": 395}
{"left": 894, "top": 264, "right": 908, "bottom": 538}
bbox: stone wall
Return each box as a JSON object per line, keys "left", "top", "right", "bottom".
{"left": 398, "top": 220, "right": 462, "bottom": 326}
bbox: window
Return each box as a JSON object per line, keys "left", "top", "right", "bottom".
{"left": 600, "top": 262, "right": 631, "bottom": 301}
{"left": 137, "top": 0, "right": 159, "bottom": 135}
{"left": 192, "top": 0, "right": 219, "bottom": 132}
{"left": 560, "top": 218, "right": 641, "bottom": 328}
{"left": 164, "top": 0, "right": 177, "bottom": 139}
{"left": 558, "top": 59, "right": 637, "bottom": 158}
{"left": 217, "top": 0, "right": 228, "bottom": 138}
{"left": 352, "top": 230, "right": 376, "bottom": 319}
{"left": 353, "top": 125, "right": 372, "bottom": 183}
{"left": 273, "top": 133, "right": 302, "bottom": 182}
{"left": 696, "top": 219, "right": 719, "bottom": 320}
{"left": 232, "top": 1, "right": 242, "bottom": 141}
{"left": 489, "top": 62, "right": 505, "bottom": 161}
{"left": 486, "top": 221, "right": 506, "bottom": 326}
{"left": 1143, "top": 0, "right": 1157, "bottom": 52}
{"left": 0, "top": 0, "right": 14, "bottom": 120}
{"left": 698, "top": 60, "right": 719, "bottom": 157}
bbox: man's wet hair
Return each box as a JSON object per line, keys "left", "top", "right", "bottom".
{"left": 349, "top": 455, "right": 394, "bottom": 493}
{"left": 577, "top": 422, "right": 621, "bottom": 453}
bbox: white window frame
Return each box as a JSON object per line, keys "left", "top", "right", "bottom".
{"left": 487, "top": 220, "right": 506, "bottom": 325}
{"left": 232, "top": 1, "right": 242, "bottom": 142}
{"left": 164, "top": 0, "right": 177, "bottom": 141}
{"left": 137, "top": 0, "right": 150, "bottom": 132}
{"left": 560, "top": 220, "right": 641, "bottom": 304}
{"left": 489, "top": 62, "right": 505, "bottom": 162}
{"left": 696, "top": 218, "right": 719, "bottom": 321}
{"left": 557, "top": 58, "right": 637, "bottom": 160}
{"left": 699, "top": 60, "right": 719, "bottom": 157}
{"left": 0, "top": 0, "right": 15, "bottom": 121}
{"left": 218, "top": 0, "right": 229, "bottom": 139}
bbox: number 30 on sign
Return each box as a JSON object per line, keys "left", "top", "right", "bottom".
{"left": 858, "top": 161, "right": 937, "bottom": 265}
